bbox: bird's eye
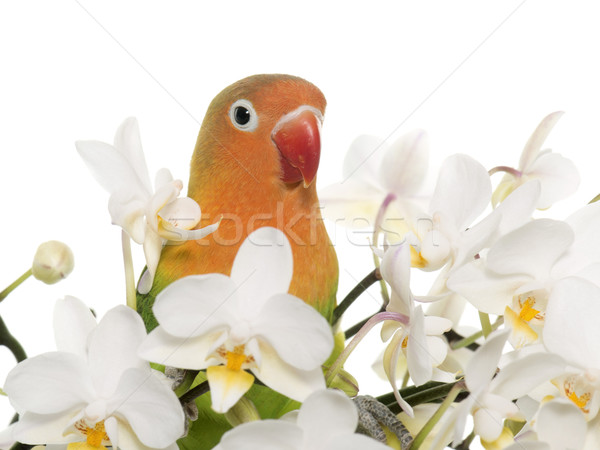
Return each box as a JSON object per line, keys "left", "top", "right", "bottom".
{"left": 229, "top": 99, "right": 258, "bottom": 131}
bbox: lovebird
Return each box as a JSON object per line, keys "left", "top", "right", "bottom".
{"left": 137, "top": 74, "right": 340, "bottom": 449}
{"left": 138, "top": 74, "right": 338, "bottom": 329}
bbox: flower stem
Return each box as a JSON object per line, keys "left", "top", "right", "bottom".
{"left": 451, "top": 316, "right": 504, "bottom": 350}
{"left": 377, "top": 380, "right": 464, "bottom": 413}
{"left": 479, "top": 311, "right": 493, "bottom": 338}
{"left": 326, "top": 311, "right": 409, "bottom": 386}
{"left": 488, "top": 166, "right": 522, "bottom": 177}
{"left": 343, "top": 307, "right": 386, "bottom": 339}
{"left": 410, "top": 383, "right": 464, "bottom": 450}
{"left": 0, "top": 315, "right": 27, "bottom": 362}
{"left": 0, "top": 269, "right": 32, "bottom": 303}
{"left": 372, "top": 193, "right": 397, "bottom": 307}
{"left": 332, "top": 268, "right": 382, "bottom": 326}
{"left": 122, "top": 230, "right": 136, "bottom": 310}
{"left": 179, "top": 380, "right": 210, "bottom": 405}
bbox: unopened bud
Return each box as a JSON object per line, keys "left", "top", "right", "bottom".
{"left": 224, "top": 396, "right": 260, "bottom": 427}
{"left": 328, "top": 368, "right": 359, "bottom": 398}
{"left": 31, "top": 241, "right": 74, "bottom": 284}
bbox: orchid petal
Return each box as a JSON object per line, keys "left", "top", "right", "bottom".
{"left": 113, "top": 117, "right": 153, "bottom": 194}
{"left": 5, "top": 352, "right": 93, "bottom": 414}
{"left": 424, "top": 316, "right": 453, "bottom": 336}
{"left": 53, "top": 296, "right": 97, "bottom": 357}
{"left": 296, "top": 390, "right": 358, "bottom": 443}
{"left": 152, "top": 274, "right": 237, "bottom": 338}
{"left": 493, "top": 180, "right": 540, "bottom": 235}
{"left": 108, "top": 193, "right": 147, "bottom": 244}
{"left": 472, "top": 407, "right": 505, "bottom": 443}
{"left": 107, "top": 368, "right": 184, "bottom": 448}
{"left": 87, "top": 306, "right": 148, "bottom": 399}
{"left": 216, "top": 420, "right": 301, "bottom": 450}
{"left": 230, "top": 227, "right": 293, "bottom": 311}
{"left": 154, "top": 167, "right": 174, "bottom": 190}
{"left": 380, "top": 130, "right": 428, "bottom": 196}
{"left": 103, "top": 416, "right": 119, "bottom": 450}
{"left": 465, "top": 329, "right": 509, "bottom": 393}
{"left": 12, "top": 411, "right": 77, "bottom": 445}
{"left": 147, "top": 181, "right": 182, "bottom": 231}
{"left": 115, "top": 420, "right": 171, "bottom": 450}
{"left": 536, "top": 399, "right": 586, "bottom": 450}
{"left": 325, "top": 433, "right": 391, "bottom": 450}
{"left": 342, "top": 135, "right": 385, "bottom": 184}
{"left": 381, "top": 242, "right": 413, "bottom": 314}
{"left": 383, "top": 330, "right": 414, "bottom": 417}
{"left": 528, "top": 152, "right": 579, "bottom": 209}
{"left": 429, "top": 155, "right": 491, "bottom": 229}
{"left": 251, "top": 342, "right": 325, "bottom": 403}
{"left": 252, "top": 294, "right": 333, "bottom": 370}
{"left": 207, "top": 366, "right": 255, "bottom": 413}
{"left": 319, "top": 180, "right": 385, "bottom": 227}
{"left": 425, "top": 336, "right": 449, "bottom": 367}
{"left": 160, "top": 218, "right": 221, "bottom": 242}
{"left": 518, "top": 111, "right": 564, "bottom": 171}
{"left": 158, "top": 197, "right": 201, "bottom": 232}
{"left": 138, "top": 227, "right": 163, "bottom": 295}
{"left": 407, "top": 306, "right": 433, "bottom": 386}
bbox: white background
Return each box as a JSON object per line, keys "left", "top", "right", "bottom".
{"left": 1, "top": 1, "right": 599, "bottom": 446}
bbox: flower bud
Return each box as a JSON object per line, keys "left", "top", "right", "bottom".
{"left": 224, "top": 396, "right": 260, "bottom": 427}
{"left": 31, "top": 240, "right": 74, "bottom": 284}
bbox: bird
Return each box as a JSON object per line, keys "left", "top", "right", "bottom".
{"left": 137, "top": 73, "right": 339, "bottom": 337}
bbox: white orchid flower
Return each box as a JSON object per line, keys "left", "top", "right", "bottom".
{"left": 138, "top": 227, "right": 334, "bottom": 413}
{"left": 378, "top": 241, "right": 453, "bottom": 417}
{"left": 3, "top": 296, "right": 184, "bottom": 449}
{"left": 491, "top": 111, "right": 580, "bottom": 210}
{"left": 319, "top": 130, "right": 429, "bottom": 235}
{"left": 76, "top": 117, "right": 219, "bottom": 294}
{"left": 214, "top": 389, "right": 389, "bottom": 450}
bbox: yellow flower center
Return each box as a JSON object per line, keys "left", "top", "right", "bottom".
{"left": 70, "top": 420, "right": 108, "bottom": 449}
{"left": 518, "top": 297, "right": 540, "bottom": 322}
{"left": 226, "top": 345, "right": 248, "bottom": 371}
{"left": 567, "top": 391, "right": 591, "bottom": 413}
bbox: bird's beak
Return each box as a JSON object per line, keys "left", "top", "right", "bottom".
{"left": 272, "top": 106, "right": 322, "bottom": 188}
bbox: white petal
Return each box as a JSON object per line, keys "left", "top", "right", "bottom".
{"left": 5, "top": 352, "right": 93, "bottom": 414}
{"left": 325, "top": 433, "right": 391, "bottom": 450}
{"left": 207, "top": 366, "right": 255, "bottom": 413}
{"left": 107, "top": 368, "right": 184, "bottom": 448}
{"left": 536, "top": 399, "right": 586, "bottom": 450}
{"left": 490, "top": 352, "right": 565, "bottom": 400}
{"left": 154, "top": 167, "right": 174, "bottom": 190}
{"left": 453, "top": 211, "right": 502, "bottom": 272}
{"left": 104, "top": 416, "right": 119, "bottom": 450}
{"left": 139, "top": 327, "right": 225, "bottom": 370}
{"left": 113, "top": 117, "right": 153, "bottom": 193}
{"left": 424, "top": 316, "right": 453, "bottom": 336}
{"left": 87, "top": 305, "right": 148, "bottom": 399}
{"left": 380, "top": 130, "right": 428, "bottom": 196}
{"left": 108, "top": 193, "right": 147, "bottom": 244}
{"left": 407, "top": 306, "right": 432, "bottom": 386}
{"left": 252, "top": 342, "right": 325, "bottom": 403}
{"left": 544, "top": 277, "right": 600, "bottom": 370}
{"left": 318, "top": 180, "right": 384, "bottom": 227}
{"left": 429, "top": 154, "right": 491, "bottom": 229}
{"left": 139, "top": 227, "right": 164, "bottom": 294}
{"left": 296, "top": 389, "right": 357, "bottom": 442}
{"left": 12, "top": 411, "right": 77, "bottom": 445}
{"left": 217, "top": 420, "right": 301, "bottom": 450}
{"left": 251, "top": 294, "right": 333, "bottom": 370}
{"left": 425, "top": 336, "right": 449, "bottom": 367}
{"left": 493, "top": 179, "right": 540, "bottom": 236}
{"left": 486, "top": 219, "right": 573, "bottom": 279}
{"left": 528, "top": 152, "right": 579, "bottom": 209}
{"left": 465, "top": 329, "right": 509, "bottom": 393}
{"left": 342, "top": 135, "right": 385, "bottom": 183}
{"left": 473, "top": 407, "right": 505, "bottom": 443}
{"left": 518, "top": 111, "right": 564, "bottom": 171}
{"left": 147, "top": 182, "right": 182, "bottom": 231}
{"left": 158, "top": 197, "right": 201, "bottom": 231}
{"left": 161, "top": 218, "right": 220, "bottom": 242}
{"left": 116, "top": 419, "right": 171, "bottom": 450}
{"left": 383, "top": 331, "right": 414, "bottom": 417}
{"left": 425, "top": 292, "right": 466, "bottom": 327}
{"left": 230, "top": 227, "right": 293, "bottom": 311}
{"left": 380, "top": 242, "right": 413, "bottom": 314}
{"left": 152, "top": 274, "right": 237, "bottom": 338}
{"left": 53, "top": 296, "right": 97, "bottom": 356}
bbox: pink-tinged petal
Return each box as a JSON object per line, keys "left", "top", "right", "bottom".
{"left": 87, "top": 306, "right": 148, "bottom": 399}
{"left": 139, "top": 327, "right": 225, "bottom": 370}
{"left": 342, "top": 135, "right": 385, "bottom": 184}
{"left": 230, "top": 228, "right": 293, "bottom": 313}
{"left": 383, "top": 331, "right": 414, "bottom": 417}
{"left": 472, "top": 407, "right": 505, "bottom": 443}
{"left": 252, "top": 294, "right": 333, "bottom": 370}
{"left": 429, "top": 155, "right": 491, "bottom": 230}
{"left": 465, "top": 330, "right": 509, "bottom": 393}
{"left": 490, "top": 351, "right": 565, "bottom": 400}
{"left": 380, "top": 242, "right": 413, "bottom": 314}
{"left": 138, "top": 227, "right": 163, "bottom": 295}
{"left": 107, "top": 368, "right": 184, "bottom": 448}
{"left": 53, "top": 296, "right": 97, "bottom": 356}
{"left": 544, "top": 277, "right": 600, "bottom": 370}
{"left": 153, "top": 274, "right": 237, "bottom": 338}
{"left": 251, "top": 342, "right": 325, "bottom": 403}
{"left": 75, "top": 140, "right": 151, "bottom": 199}
{"left": 207, "top": 366, "right": 255, "bottom": 413}
{"left": 528, "top": 152, "right": 579, "bottom": 209}
{"left": 5, "top": 353, "right": 93, "bottom": 414}
{"left": 380, "top": 130, "right": 429, "bottom": 196}
{"left": 518, "top": 111, "right": 564, "bottom": 171}
{"left": 407, "top": 306, "right": 432, "bottom": 386}
{"left": 447, "top": 260, "right": 528, "bottom": 314}
{"left": 216, "top": 420, "right": 301, "bottom": 450}
{"left": 319, "top": 180, "right": 385, "bottom": 227}
{"left": 486, "top": 219, "right": 573, "bottom": 280}
{"left": 113, "top": 117, "right": 153, "bottom": 194}
{"left": 12, "top": 411, "right": 79, "bottom": 445}
{"left": 297, "top": 389, "right": 357, "bottom": 442}
{"left": 536, "top": 399, "right": 586, "bottom": 449}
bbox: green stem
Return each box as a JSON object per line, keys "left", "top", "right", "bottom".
{"left": 332, "top": 268, "right": 382, "bottom": 326}
{"left": 343, "top": 307, "right": 385, "bottom": 339}
{"left": 179, "top": 380, "right": 210, "bottom": 405}
{"left": 122, "top": 230, "right": 136, "bottom": 310}
{"left": 410, "top": 383, "right": 464, "bottom": 450}
{"left": 451, "top": 317, "right": 504, "bottom": 350}
{"left": 0, "top": 269, "right": 32, "bottom": 303}
{"left": 589, "top": 193, "right": 600, "bottom": 204}
{"left": 479, "top": 311, "right": 492, "bottom": 338}
{"left": 455, "top": 430, "right": 475, "bottom": 450}
{"left": 377, "top": 380, "right": 464, "bottom": 413}
{"left": 174, "top": 370, "right": 200, "bottom": 398}
{"left": 0, "top": 315, "right": 27, "bottom": 362}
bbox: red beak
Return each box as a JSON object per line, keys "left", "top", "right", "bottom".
{"left": 272, "top": 107, "right": 322, "bottom": 187}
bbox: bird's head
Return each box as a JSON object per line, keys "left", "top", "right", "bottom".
{"left": 190, "top": 74, "right": 326, "bottom": 193}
